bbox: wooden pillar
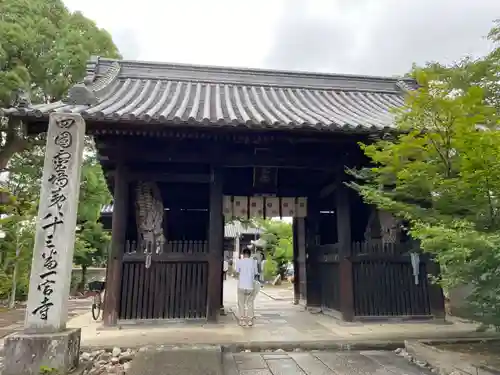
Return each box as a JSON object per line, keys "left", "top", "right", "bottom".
{"left": 234, "top": 236, "right": 240, "bottom": 261}
{"left": 292, "top": 218, "right": 300, "bottom": 305}
{"left": 103, "top": 163, "right": 129, "bottom": 326}
{"left": 220, "top": 221, "right": 226, "bottom": 315}
{"left": 336, "top": 184, "right": 354, "bottom": 321}
{"left": 427, "top": 260, "right": 445, "bottom": 319}
{"left": 220, "top": 270, "right": 225, "bottom": 313}
{"left": 296, "top": 218, "right": 307, "bottom": 304}
{"left": 207, "top": 166, "right": 223, "bottom": 322}
{"left": 306, "top": 198, "right": 321, "bottom": 309}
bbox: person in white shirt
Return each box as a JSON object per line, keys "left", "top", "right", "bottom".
{"left": 235, "top": 248, "right": 259, "bottom": 326}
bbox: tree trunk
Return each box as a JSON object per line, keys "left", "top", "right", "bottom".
{"left": 0, "top": 130, "right": 28, "bottom": 172}
{"left": 8, "top": 259, "right": 18, "bottom": 309}
{"left": 8, "top": 233, "right": 21, "bottom": 309}
{"left": 78, "top": 266, "right": 88, "bottom": 292}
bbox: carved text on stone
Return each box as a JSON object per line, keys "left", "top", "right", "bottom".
{"left": 31, "top": 117, "right": 75, "bottom": 320}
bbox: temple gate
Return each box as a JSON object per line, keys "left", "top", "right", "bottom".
{"left": 3, "top": 56, "right": 445, "bottom": 326}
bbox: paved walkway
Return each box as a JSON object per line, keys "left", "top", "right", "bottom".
{"left": 67, "top": 278, "right": 492, "bottom": 349}
{"left": 259, "top": 284, "right": 295, "bottom": 301}
{"left": 223, "top": 350, "right": 432, "bottom": 375}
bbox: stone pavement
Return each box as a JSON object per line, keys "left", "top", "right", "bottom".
{"left": 259, "top": 284, "right": 295, "bottom": 301}
{"left": 223, "top": 350, "right": 432, "bottom": 375}
{"left": 66, "top": 278, "right": 494, "bottom": 349}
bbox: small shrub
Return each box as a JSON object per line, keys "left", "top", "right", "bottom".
{"left": 39, "top": 366, "right": 59, "bottom": 374}
{"left": 0, "top": 271, "right": 11, "bottom": 300}
{"left": 263, "top": 259, "right": 278, "bottom": 281}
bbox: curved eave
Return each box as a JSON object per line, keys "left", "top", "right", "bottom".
{"left": 2, "top": 59, "right": 411, "bottom": 135}
{"left": 3, "top": 107, "right": 399, "bottom": 135}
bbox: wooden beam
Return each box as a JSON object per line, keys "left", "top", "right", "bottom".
{"left": 220, "top": 223, "right": 225, "bottom": 314}
{"left": 305, "top": 198, "right": 321, "bottom": 309}
{"left": 99, "top": 147, "right": 346, "bottom": 170}
{"left": 336, "top": 184, "right": 354, "bottom": 321}
{"left": 122, "top": 253, "right": 208, "bottom": 262}
{"left": 338, "top": 258, "right": 354, "bottom": 321}
{"left": 107, "top": 171, "right": 210, "bottom": 184}
{"left": 292, "top": 219, "right": 299, "bottom": 305}
{"left": 207, "top": 166, "right": 224, "bottom": 322}
{"left": 103, "top": 163, "right": 129, "bottom": 326}
{"left": 427, "top": 260, "right": 445, "bottom": 319}
{"left": 336, "top": 185, "right": 352, "bottom": 256}
{"left": 92, "top": 127, "right": 366, "bottom": 145}
{"left": 319, "top": 181, "right": 338, "bottom": 199}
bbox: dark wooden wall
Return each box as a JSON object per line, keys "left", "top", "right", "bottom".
{"left": 313, "top": 185, "right": 444, "bottom": 321}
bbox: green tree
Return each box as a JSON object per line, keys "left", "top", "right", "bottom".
{"left": 0, "top": 216, "right": 35, "bottom": 301}
{"left": 349, "top": 21, "right": 500, "bottom": 327}
{"left": 0, "top": 0, "right": 120, "bottom": 170}
{"left": 73, "top": 156, "right": 111, "bottom": 290}
{"left": 257, "top": 219, "right": 293, "bottom": 279}
{"left": 0, "top": 150, "right": 42, "bottom": 301}
{"left": 74, "top": 222, "right": 110, "bottom": 291}
{"left": 0, "top": 145, "right": 111, "bottom": 299}
{"left": 0, "top": 0, "right": 118, "bottom": 299}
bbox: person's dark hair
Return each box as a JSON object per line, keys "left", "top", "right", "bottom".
{"left": 242, "top": 249, "right": 251, "bottom": 257}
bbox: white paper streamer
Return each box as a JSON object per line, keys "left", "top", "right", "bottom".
{"left": 410, "top": 252, "right": 420, "bottom": 285}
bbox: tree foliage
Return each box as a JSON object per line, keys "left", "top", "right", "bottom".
{"left": 349, "top": 21, "right": 500, "bottom": 327}
{"left": 0, "top": 0, "right": 118, "bottom": 300}
{"left": 0, "top": 145, "right": 112, "bottom": 299}
{"left": 0, "top": 0, "right": 120, "bottom": 170}
{"left": 256, "top": 219, "right": 293, "bottom": 279}
{"left": 73, "top": 155, "right": 111, "bottom": 289}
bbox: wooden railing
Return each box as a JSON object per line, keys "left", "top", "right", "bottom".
{"left": 352, "top": 240, "right": 416, "bottom": 256}
{"left": 122, "top": 240, "right": 209, "bottom": 262}
{"left": 119, "top": 240, "right": 209, "bottom": 320}
{"left": 317, "top": 240, "right": 434, "bottom": 318}
{"left": 352, "top": 258, "right": 431, "bottom": 317}
{"left": 123, "top": 240, "right": 208, "bottom": 254}
{"left": 319, "top": 262, "right": 340, "bottom": 310}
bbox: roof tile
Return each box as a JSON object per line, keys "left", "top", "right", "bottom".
{"left": 3, "top": 58, "right": 415, "bottom": 132}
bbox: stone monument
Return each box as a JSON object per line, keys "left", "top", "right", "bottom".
{"left": 4, "top": 113, "right": 85, "bottom": 375}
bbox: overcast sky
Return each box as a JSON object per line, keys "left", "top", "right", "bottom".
{"left": 63, "top": 0, "right": 500, "bottom": 77}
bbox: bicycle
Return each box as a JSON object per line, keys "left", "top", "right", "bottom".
{"left": 88, "top": 280, "right": 106, "bottom": 321}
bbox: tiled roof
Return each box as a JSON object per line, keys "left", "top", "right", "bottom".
{"left": 224, "top": 221, "right": 262, "bottom": 238}
{"left": 2, "top": 57, "right": 416, "bottom": 132}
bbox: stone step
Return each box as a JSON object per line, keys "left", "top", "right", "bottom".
{"left": 127, "top": 345, "right": 223, "bottom": 375}
{"left": 222, "top": 350, "right": 434, "bottom": 375}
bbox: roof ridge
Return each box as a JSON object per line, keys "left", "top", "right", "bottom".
{"left": 65, "top": 58, "right": 121, "bottom": 105}
{"left": 91, "top": 61, "right": 121, "bottom": 95}
{"left": 6, "top": 56, "right": 409, "bottom": 132}
{"left": 96, "top": 57, "right": 415, "bottom": 84}
{"left": 83, "top": 55, "right": 100, "bottom": 85}
{"left": 89, "top": 57, "right": 411, "bottom": 94}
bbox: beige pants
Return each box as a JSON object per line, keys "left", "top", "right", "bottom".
{"left": 237, "top": 281, "right": 260, "bottom": 319}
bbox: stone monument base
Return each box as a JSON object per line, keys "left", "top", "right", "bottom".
{"left": 3, "top": 328, "right": 81, "bottom": 375}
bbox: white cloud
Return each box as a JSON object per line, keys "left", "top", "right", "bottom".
{"left": 64, "top": 0, "right": 500, "bottom": 76}
{"left": 64, "top": 0, "right": 285, "bottom": 68}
